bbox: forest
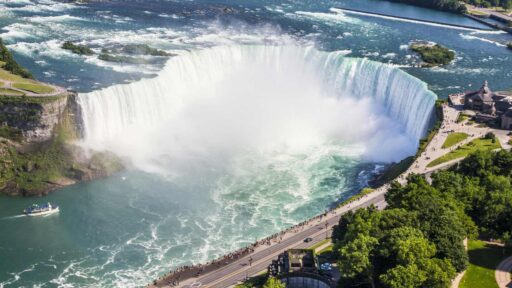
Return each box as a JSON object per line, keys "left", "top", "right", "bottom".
{"left": 333, "top": 149, "right": 512, "bottom": 287}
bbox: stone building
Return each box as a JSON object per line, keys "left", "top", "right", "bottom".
{"left": 287, "top": 249, "right": 318, "bottom": 273}
{"left": 267, "top": 249, "right": 333, "bottom": 288}
{"left": 461, "top": 81, "right": 512, "bottom": 129}
{"left": 464, "top": 80, "right": 496, "bottom": 114}
{"left": 501, "top": 108, "right": 512, "bottom": 130}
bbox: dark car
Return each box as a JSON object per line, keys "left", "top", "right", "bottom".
{"left": 304, "top": 237, "right": 313, "bottom": 243}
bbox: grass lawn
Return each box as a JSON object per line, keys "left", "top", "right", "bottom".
{"left": 457, "top": 113, "right": 470, "bottom": 123}
{"left": 459, "top": 240, "right": 508, "bottom": 288}
{"left": 337, "top": 187, "right": 375, "bottom": 208}
{"left": 469, "top": 9, "right": 490, "bottom": 16}
{"left": 308, "top": 238, "right": 331, "bottom": 251}
{"left": 0, "top": 88, "right": 23, "bottom": 95}
{"left": 0, "top": 68, "right": 32, "bottom": 83}
{"left": 442, "top": 132, "right": 469, "bottom": 149}
{"left": 317, "top": 243, "right": 333, "bottom": 255}
{"left": 427, "top": 138, "right": 501, "bottom": 167}
{"left": 13, "top": 82, "right": 54, "bottom": 94}
{"left": 0, "top": 68, "right": 55, "bottom": 95}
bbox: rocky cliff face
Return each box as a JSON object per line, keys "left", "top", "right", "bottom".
{"left": 0, "top": 94, "right": 69, "bottom": 143}
{"left": 0, "top": 92, "right": 122, "bottom": 197}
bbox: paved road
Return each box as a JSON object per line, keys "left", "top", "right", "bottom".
{"left": 175, "top": 194, "right": 386, "bottom": 288}
{"left": 0, "top": 79, "right": 66, "bottom": 97}
{"left": 496, "top": 255, "right": 512, "bottom": 288}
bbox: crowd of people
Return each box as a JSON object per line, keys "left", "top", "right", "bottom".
{"left": 151, "top": 101, "right": 505, "bottom": 287}
{"left": 149, "top": 173, "right": 387, "bottom": 287}
{"left": 150, "top": 210, "right": 339, "bottom": 287}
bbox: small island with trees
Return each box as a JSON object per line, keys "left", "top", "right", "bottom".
{"left": 62, "top": 41, "right": 94, "bottom": 56}
{"left": 410, "top": 41, "right": 455, "bottom": 67}
{"left": 61, "top": 41, "right": 173, "bottom": 64}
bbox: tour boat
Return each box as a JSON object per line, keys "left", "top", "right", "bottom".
{"left": 23, "top": 203, "right": 59, "bottom": 216}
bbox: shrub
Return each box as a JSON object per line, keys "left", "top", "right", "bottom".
{"left": 411, "top": 44, "right": 455, "bottom": 66}
{"left": 0, "top": 38, "right": 33, "bottom": 79}
{"left": 121, "top": 44, "right": 171, "bottom": 56}
{"left": 484, "top": 132, "right": 496, "bottom": 140}
{"left": 61, "top": 41, "right": 94, "bottom": 55}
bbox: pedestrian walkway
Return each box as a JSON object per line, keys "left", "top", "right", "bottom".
{"left": 496, "top": 255, "right": 512, "bottom": 288}
{"left": 0, "top": 79, "right": 66, "bottom": 97}
{"left": 408, "top": 104, "right": 511, "bottom": 177}
{"left": 149, "top": 103, "right": 512, "bottom": 288}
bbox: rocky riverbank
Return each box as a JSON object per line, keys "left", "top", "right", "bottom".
{"left": 0, "top": 91, "right": 123, "bottom": 196}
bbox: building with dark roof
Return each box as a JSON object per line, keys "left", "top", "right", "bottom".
{"left": 461, "top": 81, "right": 512, "bottom": 129}
{"left": 464, "top": 81, "right": 496, "bottom": 114}
{"left": 501, "top": 108, "right": 512, "bottom": 130}
{"left": 267, "top": 249, "right": 335, "bottom": 287}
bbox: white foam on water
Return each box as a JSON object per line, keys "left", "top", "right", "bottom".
{"left": 27, "top": 14, "right": 87, "bottom": 24}
{"left": 294, "top": 10, "right": 364, "bottom": 25}
{"left": 0, "top": 264, "right": 36, "bottom": 287}
{"left": 78, "top": 45, "right": 435, "bottom": 172}
{"left": 66, "top": 45, "right": 437, "bottom": 287}
{"left": 3, "top": 0, "right": 79, "bottom": 13}
{"left": 1, "top": 215, "right": 26, "bottom": 220}
{"left": 331, "top": 7, "right": 490, "bottom": 32}
{"left": 459, "top": 32, "right": 507, "bottom": 47}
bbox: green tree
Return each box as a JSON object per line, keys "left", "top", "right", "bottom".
{"left": 338, "top": 233, "right": 379, "bottom": 287}
{"left": 379, "top": 264, "right": 425, "bottom": 288}
{"left": 504, "top": 232, "right": 512, "bottom": 254}
{"left": 0, "top": 38, "right": 33, "bottom": 79}
{"left": 386, "top": 175, "right": 469, "bottom": 271}
{"left": 378, "top": 227, "right": 455, "bottom": 288}
{"left": 263, "top": 277, "right": 285, "bottom": 288}
{"left": 457, "top": 150, "right": 495, "bottom": 178}
{"left": 422, "top": 258, "right": 456, "bottom": 288}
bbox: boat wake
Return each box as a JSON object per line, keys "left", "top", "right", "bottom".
{"left": 1, "top": 215, "right": 26, "bottom": 220}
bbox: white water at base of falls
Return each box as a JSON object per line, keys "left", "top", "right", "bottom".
{"left": 77, "top": 45, "right": 436, "bottom": 175}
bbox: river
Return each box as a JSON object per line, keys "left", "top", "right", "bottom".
{"left": 0, "top": 0, "right": 510, "bottom": 287}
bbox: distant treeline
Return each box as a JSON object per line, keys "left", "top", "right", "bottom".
{"left": 465, "top": 0, "right": 512, "bottom": 9}
{"left": 383, "top": 0, "right": 467, "bottom": 13}
{"left": 0, "top": 38, "right": 33, "bottom": 79}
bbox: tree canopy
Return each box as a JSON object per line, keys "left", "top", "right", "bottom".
{"left": 0, "top": 38, "right": 33, "bottom": 79}
{"left": 383, "top": 0, "right": 467, "bottom": 13}
{"left": 262, "top": 277, "right": 286, "bottom": 288}
{"left": 333, "top": 149, "right": 512, "bottom": 287}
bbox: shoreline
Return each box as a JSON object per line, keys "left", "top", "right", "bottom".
{"left": 149, "top": 100, "right": 512, "bottom": 287}
{"left": 332, "top": 7, "right": 493, "bottom": 31}
{"left": 148, "top": 102, "right": 446, "bottom": 287}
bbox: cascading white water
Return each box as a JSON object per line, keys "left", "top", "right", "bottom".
{"left": 77, "top": 45, "right": 436, "bottom": 173}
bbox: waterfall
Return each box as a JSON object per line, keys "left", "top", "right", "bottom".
{"left": 315, "top": 52, "right": 437, "bottom": 139}
{"left": 77, "top": 45, "right": 437, "bottom": 166}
